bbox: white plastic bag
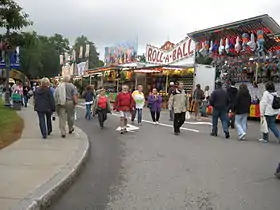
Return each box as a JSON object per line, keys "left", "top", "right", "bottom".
{"left": 260, "top": 117, "right": 268, "bottom": 133}
{"left": 186, "top": 111, "right": 191, "bottom": 120}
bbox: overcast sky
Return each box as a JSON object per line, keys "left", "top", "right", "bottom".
{"left": 16, "top": 0, "right": 280, "bottom": 60}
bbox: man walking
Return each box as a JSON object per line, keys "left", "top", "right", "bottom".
{"left": 227, "top": 80, "right": 238, "bottom": 128}
{"left": 209, "top": 81, "right": 230, "bottom": 138}
{"left": 168, "top": 82, "right": 188, "bottom": 135}
{"left": 168, "top": 82, "right": 175, "bottom": 121}
{"left": 54, "top": 75, "right": 78, "bottom": 138}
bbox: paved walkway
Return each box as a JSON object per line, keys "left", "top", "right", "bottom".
{"left": 0, "top": 106, "right": 89, "bottom": 210}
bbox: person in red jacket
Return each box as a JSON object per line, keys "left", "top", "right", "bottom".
{"left": 114, "top": 85, "right": 135, "bottom": 134}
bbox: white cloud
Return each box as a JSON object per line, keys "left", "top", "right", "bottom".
{"left": 14, "top": 0, "right": 280, "bottom": 60}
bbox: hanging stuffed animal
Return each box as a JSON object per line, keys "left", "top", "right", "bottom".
{"left": 204, "top": 41, "right": 210, "bottom": 54}
{"left": 257, "top": 30, "right": 265, "bottom": 52}
{"left": 247, "top": 33, "right": 256, "bottom": 51}
{"left": 235, "top": 36, "right": 241, "bottom": 53}
{"left": 225, "top": 38, "right": 230, "bottom": 53}
{"left": 195, "top": 42, "right": 202, "bottom": 52}
{"left": 209, "top": 41, "right": 213, "bottom": 54}
{"left": 241, "top": 33, "right": 249, "bottom": 51}
{"left": 218, "top": 39, "right": 225, "bottom": 55}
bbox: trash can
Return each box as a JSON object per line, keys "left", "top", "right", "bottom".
{"left": 12, "top": 93, "right": 22, "bottom": 111}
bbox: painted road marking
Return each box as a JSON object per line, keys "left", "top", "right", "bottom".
{"left": 76, "top": 105, "right": 200, "bottom": 133}
{"left": 185, "top": 121, "right": 212, "bottom": 125}
{"left": 116, "top": 124, "right": 139, "bottom": 132}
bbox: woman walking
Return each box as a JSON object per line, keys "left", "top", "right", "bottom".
{"left": 234, "top": 84, "right": 251, "bottom": 140}
{"left": 193, "top": 84, "right": 204, "bottom": 120}
{"left": 83, "top": 85, "right": 95, "bottom": 120}
{"left": 148, "top": 88, "right": 162, "bottom": 124}
{"left": 93, "top": 88, "right": 111, "bottom": 129}
{"left": 114, "top": 85, "right": 134, "bottom": 134}
{"left": 131, "top": 85, "right": 145, "bottom": 125}
{"left": 34, "top": 78, "right": 55, "bottom": 139}
{"left": 259, "top": 81, "right": 280, "bottom": 143}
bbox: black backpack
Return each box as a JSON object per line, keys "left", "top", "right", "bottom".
{"left": 272, "top": 95, "right": 280, "bottom": 109}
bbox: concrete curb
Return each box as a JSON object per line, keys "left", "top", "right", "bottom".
{"left": 10, "top": 126, "right": 90, "bottom": 210}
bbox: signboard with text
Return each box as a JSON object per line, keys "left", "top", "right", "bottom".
{"left": 0, "top": 47, "right": 20, "bottom": 69}
{"left": 146, "top": 37, "right": 195, "bottom": 65}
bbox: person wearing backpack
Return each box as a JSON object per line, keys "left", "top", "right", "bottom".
{"left": 259, "top": 81, "right": 280, "bottom": 143}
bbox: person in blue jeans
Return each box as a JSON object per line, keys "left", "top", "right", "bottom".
{"left": 209, "top": 81, "right": 230, "bottom": 138}
{"left": 234, "top": 84, "right": 251, "bottom": 140}
{"left": 83, "top": 85, "right": 95, "bottom": 120}
{"left": 34, "top": 78, "right": 55, "bottom": 139}
{"left": 259, "top": 81, "right": 280, "bottom": 143}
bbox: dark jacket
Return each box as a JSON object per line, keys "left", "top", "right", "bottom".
{"left": 34, "top": 87, "right": 55, "bottom": 113}
{"left": 210, "top": 88, "right": 230, "bottom": 111}
{"left": 83, "top": 90, "right": 95, "bottom": 102}
{"left": 234, "top": 91, "right": 252, "bottom": 114}
{"left": 227, "top": 86, "right": 238, "bottom": 105}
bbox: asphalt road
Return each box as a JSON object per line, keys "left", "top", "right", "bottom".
{"left": 49, "top": 107, "right": 280, "bottom": 210}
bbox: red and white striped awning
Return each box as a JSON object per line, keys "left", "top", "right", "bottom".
{"left": 134, "top": 69, "right": 162, "bottom": 73}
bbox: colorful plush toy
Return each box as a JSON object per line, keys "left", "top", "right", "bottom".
{"left": 241, "top": 33, "right": 249, "bottom": 51}
{"left": 225, "top": 38, "right": 230, "bottom": 53}
{"left": 235, "top": 36, "right": 241, "bottom": 53}
{"left": 257, "top": 30, "right": 265, "bottom": 52}
{"left": 218, "top": 39, "right": 225, "bottom": 55}
{"left": 247, "top": 33, "right": 256, "bottom": 51}
{"left": 204, "top": 41, "right": 210, "bottom": 53}
{"left": 209, "top": 41, "right": 213, "bottom": 53}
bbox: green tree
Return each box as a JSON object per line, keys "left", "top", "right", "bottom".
{"left": 0, "top": 0, "right": 32, "bottom": 45}
{"left": 20, "top": 32, "right": 62, "bottom": 78}
{"left": 74, "top": 35, "right": 104, "bottom": 69}
{"left": 49, "top": 33, "right": 70, "bottom": 55}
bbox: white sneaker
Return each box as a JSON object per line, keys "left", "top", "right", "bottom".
{"left": 239, "top": 133, "right": 246, "bottom": 140}
{"left": 153, "top": 122, "right": 156, "bottom": 125}
{"left": 259, "top": 138, "right": 268, "bottom": 143}
{"left": 156, "top": 121, "right": 159, "bottom": 125}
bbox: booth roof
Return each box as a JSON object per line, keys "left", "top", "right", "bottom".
{"left": 188, "top": 14, "right": 280, "bottom": 40}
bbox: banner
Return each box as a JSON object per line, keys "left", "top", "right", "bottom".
{"left": 104, "top": 39, "right": 138, "bottom": 66}
{"left": 0, "top": 46, "right": 20, "bottom": 69}
{"left": 77, "top": 61, "right": 87, "bottom": 75}
{"left": 146, "top": 37, "right": 195, "bottom": 65}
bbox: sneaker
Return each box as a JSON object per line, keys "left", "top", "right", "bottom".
{"left": 174, "top": 132, "right": 179, "bottom": 135}
{"left": 138, "top": 123, "right": 142, "bottom": 126}
{"left": 61, "top": 135, "right": 66, "bottom": 138}
{"left": 239, "top": 133, "right": 246, "bottom": 140}
{"left": 69, "top": 128, "right": 74, "bottom": 134}
{"left": 156, "top": 121, "right": 159, "bottom": 125}
{"left": 120, "top": 129, "right": 124, "bottom": 134}
{"left": 124, "top": 128, "right": 128, "bottom": 133}
{"left": 225, "top": 132, "right": 230, "bottom": 139}
{"left": 210, "top": 133, "right": 217, "bottom": 137}
{"left": 153, "top": 122, "right": 156, "bottom": 125}
{"left": 258, "top": 138, "right": 269, "bottom": 143}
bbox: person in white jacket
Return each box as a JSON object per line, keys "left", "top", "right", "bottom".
{"left": 259, "top": 81, "right": 280, "bottom": 143}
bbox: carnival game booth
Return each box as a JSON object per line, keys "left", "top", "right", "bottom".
{"left": 188, "top": 14, "right": 280, "bottom": 119}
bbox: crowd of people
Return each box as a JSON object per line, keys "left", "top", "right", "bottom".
{"left": 3, "top": 75, "right": 280, "bottom": 177}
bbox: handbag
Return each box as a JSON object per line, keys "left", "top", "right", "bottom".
{"left": 260, "top": 117, "right": 268, "bottom": 133}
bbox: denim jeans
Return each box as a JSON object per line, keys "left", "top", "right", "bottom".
{"left": 23, "top": 95, "right": 28, "bottom": 107}
{"left": 85, "top": 104, "right": 92, "bottom": 120}
{"left": 136, "top": 108, "right": 143, "bottom": 124}
{"left": 37, "top": 111, "right": 52, "bottom": 138}
{"left": 235, "top": 114, "right": 248, "bottom": 136}
{"left": 263, "top": 115, "right": 280, "bottom": 141}
{"left": 212, "top": 108, "right": 229, "bottom": 135}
